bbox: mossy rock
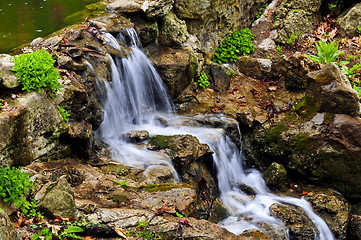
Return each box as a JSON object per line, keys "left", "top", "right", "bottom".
{"left": 99, "top": 164, "right": 130, "bottom": 176}
{"left": 144, "top": 182, "right": 191, "bottom": 192}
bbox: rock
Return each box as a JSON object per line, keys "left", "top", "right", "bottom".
{"left": 304, "top": 190, "right": 350, "bottom": 239}
{"left": 143, "top": 164, "right": 178, "bottom": 184}
{"left": 38, "top": 176, "right": 76, "bottom": 219}
{"left": 307, "top": 62, "right": 360, "bottom": 116}
{"left": 0, "top": 92, "right": 70, "bottom": 167}
{"left": 150, "top": 48, "right": 192, "bottom": 98}
{"left": 143, "top": 0, "right": 174, "bottom": 18}
{"left": 146, "top": 134, "right": 212, "bottom": 172}
{"left": 66, "top": 121, "right": 94, "bottom": 158}
{"left": 57, "top": 55, "right": 74, "bottom": 69}
{"left": 135, "top": 21, "right": 159, "bottom": 46}
{"left": 348, "top": 215, "right": 361, "bottom": 240}
{"left": 269, "top": 203, "right": 318, "bottom": 239}
{"left": 204, "top": 64, "right": 232, "bottom": 93}
{"left": 240, "top": 229, "right": 272, "bottom": 240}
{"left": 236, "top": 182, "right": 257, "bottom": 196}
{"left": 105, "top": 0, "right": 142, "bottom": 13}
{"left": 337, "top": 3, "right": 361, "bottom": 38}
{"left": 30, "top": 36, "right": 63, "bottom": 50}
{"left": 159, "top": 12, "right": 189, "bottom": 48}
{"left": 0, "top": 209, "right": 21, "bottom": 240}
{"left": 237, "top": 56, "right": 272, "bottom": 81}
{"left": 125, "top": 130, "right": 150, "bottom": 143}
{"left": 263, "top": 162, "right": 287, "bottom": 190}
{"left": 0, "top": 54, "right": 20, "bottom": 90}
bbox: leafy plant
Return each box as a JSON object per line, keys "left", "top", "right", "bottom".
{"left": 0, "top": 99, "right": 3, "bottom": 110}
{"left": 276, "top": 45, "right": 283, "bottom": 55}
{"left": 198, "top": 72, "right": 210, "bottom": 89}
{"left": 286, "top": 32, "right": 301, "bottom": 47}
{"left": 0, "top": 167, "right": 43, "bottom": 218}
{"left": 11, "top": 49, "right": 62, "bottom": 98}
{"left": 175, "top": 212, "right": 184, "bottom": 218}
{"left": 58, "top": 106, "right": 70, "bottom": 123}
{"left": 357, "top": 26, "right": 361, "bottom": 35}
{"left": 31, "top": 226, "right": 83, "bottom": 240}
{"left": 227, "top": 70, "right": 235, "bottom": 77}
{"left": 328, "top": 3, "right": 337, "bottom": 11}
{"left": 306, "top": 40, "right": 343, "bottom": 64}
{"left": 293, "top": 9, "right": 299, "bottom": 13}
{"left": 212, "top": 28, "right": 255, "bottom": 64}
{"left": 134, "top": 220, "right": 163, "bottom": 240}
{"left": 256, "top": 4, "right": 267, "bottom": 19}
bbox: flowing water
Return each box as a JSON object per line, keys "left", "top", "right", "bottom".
{"left": 98, "top": 29, "right": 335, "bottom": 240}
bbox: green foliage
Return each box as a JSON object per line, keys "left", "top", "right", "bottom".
{"left": 306, "top": 40, "right": 343, "bottom": 64}
{"left": 58, "top": 106, "right": 70, "bottom": 123}
{"left": 286, "top": 32, "right": 301, "bottom": 47}
{"left": 328, "top": 0, "right": 343, "bottom": 11}
{"left": 0, "top": 167, "right": 43, "bottom": 218}
{"left": 198, "top": 72, "right": 210, "bottom": 89}
{"left": 11, "top": 49, "right": 62, "bottom": 98}
{"left": 134, "top": 220, "right": 163, "bottom": 240}
{"left": 256, "top": 4, "right": 267, "bottom": 19}
{"left": 276, "top": 45, "right": 283, "bottom": 55}
{"left": 175, "top": 212, "right": 184, "bottom": 218}
{"left": 357, "top": 26, "right": 361, "bottom": 35}
{"left": 227, "top": 70, "right": 236, "bottom": 77}
{"left": 0, "top": 99, "right": 3, "bottom": 110}
{"left": 341, "top": 63, "right": 361, "bottom": 99}
{"left": 110, "top": 179, "right": 129, "bottom": 189}
{"left": 212, "top": 28, "right": 255, "bottom": 64}
{"left": 293, "top": 9, "right": 299, "bottom": 13}
{"left": 31, "top": 226, "right": 83, "bottom": 240}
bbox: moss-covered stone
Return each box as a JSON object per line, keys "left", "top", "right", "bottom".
{"left": 291, "top": 96, "right": 318, "bottom": 120}
{"left": 144, "top": 182, "right": 191, "bottom": 192}
{"left": 100, "top": 164, "right": 129, "bottom": 176}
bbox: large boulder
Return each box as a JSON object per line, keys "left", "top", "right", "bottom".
{"left": 337, "top": 3, "right": 361, "bottom": 38}
{"left": 0, "top": 54, "right": 20, "bottom": 91}
{"left": 0, "top": 92, "right": 70, "bottom": 167}
{"left": 159, "top": 12, "right": 189, "bottom": 48}
{"left": 307, "top": 63, "right": 360, "bottom": 116}
{"left": 0, "top": 209, "right": 21, "bottom": 240}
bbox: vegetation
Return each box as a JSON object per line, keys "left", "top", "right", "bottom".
{"left": 11, "top": 49, "right": 62, "bottom": 98}
{"left": 198, "top": 72, "right": 210, "bottom": 89}
{"left": 341, "top": 63, "right": 361, "bottom": 98}
{"left": 212, "top": 28, "right": 255, "bottom": 64}
{"left": 58, "top": 106, "right": 70, "bottom": 123}
{"left": 286, "top": 32, "right": 302, "bottom": 47}
{"left": 0, "top": 99, "right": 3, "bottom": 110}
{"left": 0, "top": 167, "right": 43, "bottom": 218}
{"left": 276, "top": 45, "right": 283, "bottom": 55}
{"left": 145, "top": 182, "right": 191, "bottom": 192}
{"left": 31, "top": 226, "right": 84, "bottom": 240}
{"left": 306, "top": 40, "right": 343, "bottom": 64}
{"left": 256, "top": 4, "right": 268, "bottom": 19}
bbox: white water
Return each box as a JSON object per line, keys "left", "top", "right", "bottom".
{"left": 98, "top": 29, "right": 335, "bottom": 239}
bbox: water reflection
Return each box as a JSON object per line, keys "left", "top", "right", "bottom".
{"left": 0, "top": 0, "right": 101, "bottom": 53}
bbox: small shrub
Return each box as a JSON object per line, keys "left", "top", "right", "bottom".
{"left": 228, "top": 70, "right": 235, "bottom": 77}
{"left": 58, "top": 106, "right": 70, "bottom": 123}
{"left": 212, "top": 28, "right": 255, "bottom": 64}
{"left": 357, "top": 26, "right": 361, "bottom": 35}
{"left": 0, "top": 167, "right": 43, "bottom": 218}
{"left": 306, "top": 40, "right": 343, "bottom": 64}
{"left": 276, "top": 45, "right": 283, "bottom": 56}
{"left": 11, "top": 49, "right": 62, "bottom": 98}
{"left": 286, "top": 32, "right": 301, "bottom": 47}
{"left": 198, "top": 72, "right": 210, "bottom": 89}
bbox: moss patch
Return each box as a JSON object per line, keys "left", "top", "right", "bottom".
{"left": 100, "top": 164, "right": 129, "bottom": 176}
{"left": 291, "top": 96, "right": 318, "bottom": 120}
{"left": 108, "top": 194, "right": 129, "bottom": 203}
{"left": 315, "top": 73, "right": 332, "bottom": 85}
{"left": 144, "top": 182, "right": 191, "bottom": 192}
{"left": 265, "top": 123, "right": 289, "bottom": 142}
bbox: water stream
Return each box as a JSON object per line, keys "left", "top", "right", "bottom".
{"left": 98, "top": 29, "right": 335, "bottom": 240}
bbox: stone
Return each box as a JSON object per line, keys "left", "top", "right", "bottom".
{"left": 304, "top": 190, "right": 350, "bottom": 239}
{"left": 150, "top": 48, "right": 192, "bottom": 98}
{"left": 125, "top": 130, "right": 150, "bottom": 143}
{"left": 0, "top": 92, "right": 70, "bottom": 167}
{"left": 307, "top": 62, "right": 360, "bottom": 116}
{"left": 337, "top": 3, "right": 361, "bottom": 38}
{"left": 263, "top": 162, "right": 287, "bottom": 190}
{"left": 105, "top": 0, "right": 142, "bottom": 13}
{"left": 67, "top": 121, "right": 94, "bottom": 158}
{"left": 348, "top": 215, "right": 361, "bottom": 240}
{"left": 237, "top": 56, "right": 272, "bottom": 80}
{"left": 0, "top": 54, "right": 20, "bottom": 90}
{"left": 0, "top": 209, "right": 21, "bottom": 240}
{"left": 269, "top": 203, "right": 318, "bottom": 239}
{"left": 159, "top": 12, "right": 189, "bottom": 48}
{"left": 143, "top": 165, "right": 178, "bottom": 184}
{"left": 38, "top": 176, "right": 76, "bottom": 219}
{"left": 204, "top": 64, "right": 231, "bottom": 93}
{"left": 143, "top": 0, "right": 174, "bottom": 18}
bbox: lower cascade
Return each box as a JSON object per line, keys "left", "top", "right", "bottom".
{"left": 98, "top": 29, "right": 335, "bottom": 240}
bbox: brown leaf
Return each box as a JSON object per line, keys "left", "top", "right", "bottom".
{"left": 114, "top": 227, "right": 127, "bottom": 238}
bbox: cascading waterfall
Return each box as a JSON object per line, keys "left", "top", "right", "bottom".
{"left": 98, "top": 29, "right": 335, "bottom": 239}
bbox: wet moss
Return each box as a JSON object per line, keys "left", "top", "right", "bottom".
{"left": 144, "top": 182, "right": 191, "bottom": 192}
{"left": 65, "top": 2, "right": 106, "bottom": 25}
{"left": 265, "top": 123, "right": 289, "bottom": 142}
{"left": 291, "top": 133, "right": 312, "bottom": 153}
{"left": 291, "top": 96, "right": 318, "bottom": 120}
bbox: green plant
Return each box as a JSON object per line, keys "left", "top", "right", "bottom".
{"left": 293, "top": 9, "right": 299, "bottom": 13}
{"left": 58, "top": 106, "right": 70, "bottom": 123}
{"left": 328, "top": 3, "right": 337, "bottom": 11}
{"left": 227, "top": 70, "right": 235, "bottom": 77}
{"left": 256, "top": 4, "right": 267, "bottom": 19}
{"left": 0, "top": 99, "right": 3, "bottom": 110}
{"left": 31, "top": 226, "right": 83, "bottom": 240}
{"left": 212, "top": 28, "right": 255, "bottom": 64}
{"left": 276, "top": 45, "right": 283, "bottom": 55}
{"left": 357, "top": 26, "right": 361, "bottom": 35}
{"left": 134, "top": 220, "right": 163, "bottom": 240}
{"left": 11, "top": 49, "right": 62, "bottom": 98}
{"left": 306, "top": 40, "right": 343, "bottom": 64}
{"left": 0, "top": 167, "right": 43, "bottom": 218}
{"left": 176, "top": 212, "right": 184, "bottom": 218}
{"left": 286, "top": 32, "right": 301, "bottom": 47}
{"left": 198, "top": 72, "right": 210, "bottom": 89}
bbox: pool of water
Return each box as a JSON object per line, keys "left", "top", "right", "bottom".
{"left": 0, "top": 0, "right": 103, "bottom": 53}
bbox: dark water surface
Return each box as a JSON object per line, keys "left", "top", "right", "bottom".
{"left": 0, "top": 0, "right": 101, "bottom": 53}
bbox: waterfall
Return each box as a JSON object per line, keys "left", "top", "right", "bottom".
{"left": 98, "top": 29, "right": 335, "bottom": 239}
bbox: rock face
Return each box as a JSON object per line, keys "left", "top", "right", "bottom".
{"left": 0, "top": 209, "right": 21, "bottom": 240}
{"left": 337, "top": 3, "right": 361, "bottom": 38}
{"left": 307, "top": 62, "right": 360, "bottom": 116}
{"left": 0, "top": 54, "right": 20, "bottom": 91}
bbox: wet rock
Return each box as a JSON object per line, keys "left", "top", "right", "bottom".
{"left": 304, "top": 190, "right": 350, "bottom": 239}
{"left": 263, "top": 162, "right": 287, "bottom": 190}
{"left": 67, "top": 47, "right": 84, "bottom": 59}
{"left": 307, "top": 62, "right": 360, "bottom": 116}
{"left": 204, "top": 64, "right": 232, "bottom": 93}
{"left": 150, "top": 48, "right": 192, "bottom": 98}
{"left": 237, "top": 56, "right": 272, "bottom": 81}
{"left": 269, "top": 203, "right": 318, "bottom": 240}
{"left": 0, "top": 209, "right": 21, "bottom": 240}
{"left": 146, "top": 134, "right": 212, "bottom": 172}
{"left": 240, "top": 229, "right": 272, "bottom": 240}
{"left": 159, "top": 12, "right": 189, "bottom": 48}
{"left": 38, "top": 176, "right": 76, "bottom": 219}
{"left": 348, "top": 215, "right": 361, "bottom": 240}
{"left": 125, "top": 130, "right": 149, "bottom": 143}
{"left": 0, "top": 92, "right": 70, "bottom": 167}
{"left": 143, "top": 0, "right": 174, "bottom": 18}
{"left": 143, "top": 165, "right": 178, "bottom": 184}
{"left": 30, "top": 36, "right": 63, "bottom": 50}
{"left": 67, "top": 121, "right": 94, "bottom": 158}
{"left": 57, "top": 55, "right": 74, "bottom": 69}
{"left": 0, "top": 54, "right": 20, "bottom": 91}
{"left": 236, "top": 182, "right": 257, "bottom": 196}
{"left": 88, "top": 15, "right": 133, "bottom": 34}
{"left": 135, "top": 21, "right": 159, "bottom": 46}
{"left": 337, "top": 3, "right": 361, "bottom": 38}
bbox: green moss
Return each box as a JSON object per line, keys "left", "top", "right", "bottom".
{"left": 315, "top": 73, "right": 332, "bottom": 85}
{"left": 64, "top": 2, "right": 106, "bottom": 24}
{"left": 108, "top": 194, "right": 129, "bottom": 203}
{"left": 148, "top": 135, "right": 170, "bottom": 149}
{"left": 291, "top": 133, "right": 312, "bottom": 153}
{"left": 100, "top": 164, "right": 129, "bottom": 176}
{"left": 144, "top": 182, "right": 191, "bottom": 192}
{"left": 265, "top": 123, "right": 289, "bottom": 142}
{"left": 324, "top": 112, "right": 335, "bottom": 125}
{"left": 292, "top": 96, "right": 318, "bottom": 119}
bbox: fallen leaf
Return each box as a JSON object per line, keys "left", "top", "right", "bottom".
{"left": 114, "top": 227, "right": 127, "bottom": 238}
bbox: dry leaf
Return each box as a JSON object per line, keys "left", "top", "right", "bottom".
{"left": 114, "top": 227, "right": 127, "bottom": 238}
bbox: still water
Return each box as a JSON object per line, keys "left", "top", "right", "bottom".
{"left": 0, "top": 0, "right": 102, "bottom": 53}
